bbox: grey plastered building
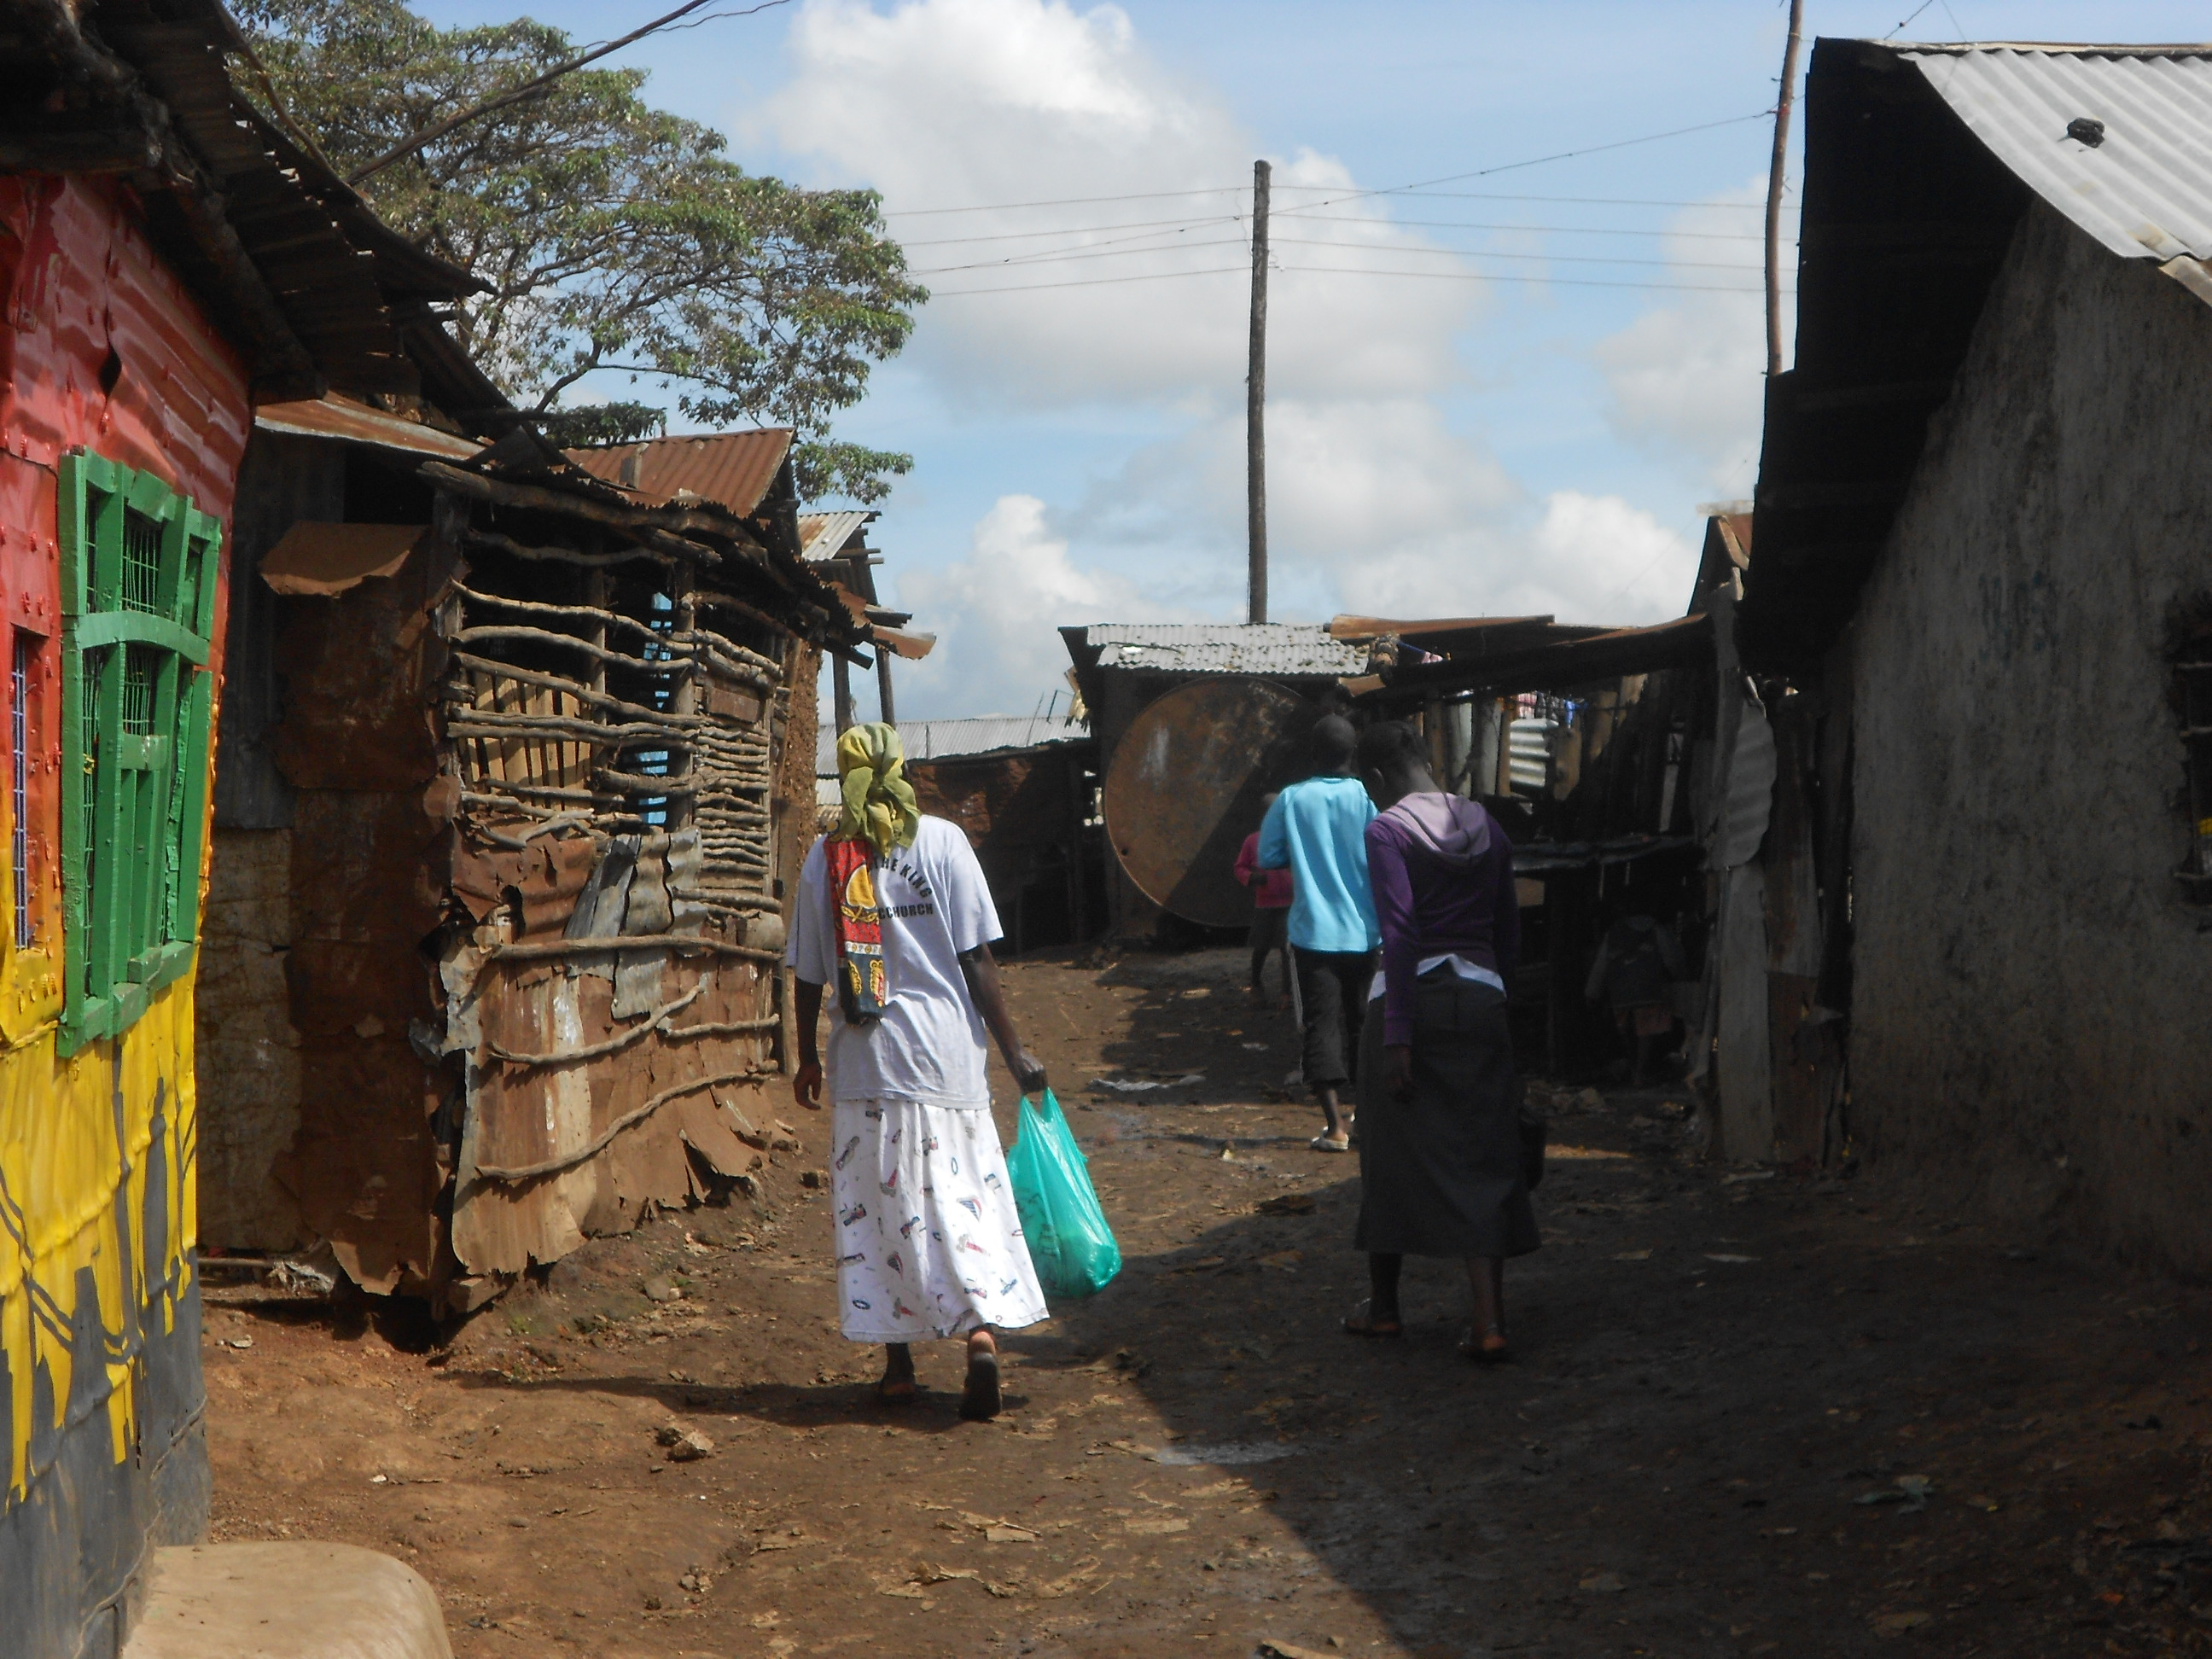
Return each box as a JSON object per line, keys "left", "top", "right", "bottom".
{"left": 1742, "top": 40, "right": 2212, "bottom": 1266}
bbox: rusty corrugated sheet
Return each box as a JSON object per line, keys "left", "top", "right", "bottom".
{"left": 799, "top": 509, "right": 873, "bottom": 558}
{"left": 1075, "top": 622, "right": 1368, "bottom": 678}
{"left": 1368, "top": 612, "right": 1715, "bottom": 701}
{"left": 254, "top": 397, "right": 484, "bottom": 460}
{"left": 563, "top": 428, "right": 795, "bottom": 515}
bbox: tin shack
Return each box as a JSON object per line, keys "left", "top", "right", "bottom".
{"left": 0, "top": 2, "right": 476, "bottom": 1650}
{"left": 199, "top": 422, "right": 859, "bottom": 1314}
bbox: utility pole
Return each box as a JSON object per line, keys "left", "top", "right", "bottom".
{"left": 1765, "top": 0, "right": 1807, "bottom": 377}
{"left": 1246, "top": 158, "right": 1271, "bottom": 626}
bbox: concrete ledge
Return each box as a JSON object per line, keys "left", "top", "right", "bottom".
{"left": 123, "top": 1543, "right": 452, "bottom": 1659}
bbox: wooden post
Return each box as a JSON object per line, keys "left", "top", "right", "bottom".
{"left": 1766, "top": 0, "right": 1807, "bottom": 377}
{"left": 1247, "top": 158, "right": 1271, "bottom": 626}
{"left": 876, "top": 643, "right": 897, "bottom": 727}
{"left": 832, "top": 653, "right": 853, "bottom": 734}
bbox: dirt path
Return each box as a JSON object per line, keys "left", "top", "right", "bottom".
{"left": 205, "top": 949, "right": 2212, "bottom": 1657}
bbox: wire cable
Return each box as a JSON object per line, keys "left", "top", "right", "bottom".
{"left": 909, "top": 236, "right": 1249, "bottom": 276}
{"left": 1270, "top": 237, "right": 1761, "bottom": 272}
{"left": 923, "top": 218, "right": 1248, "bottom": 271}
{"left": 1278, "top": 263, "right": 1777, "bottom": 294}
{"left": 883, "top": 108, "right": 1775, "bottom": 218}
{"left": 927, "top": 265, "right": 1254, "bottom": 296}
{"left": 1277, "top": 211, "right": 1772, "bottom": 242}
{"left": 925, "top": 264, "right": 1788, "bottom": 298}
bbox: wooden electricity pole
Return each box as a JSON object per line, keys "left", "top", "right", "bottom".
{"left": 1247, "top": 158, "right": 1271, "bottom": 626}
{"left": 1765, "top": 0, "right": 1807, "bottom": 377}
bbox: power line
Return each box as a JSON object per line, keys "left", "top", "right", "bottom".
{"left": 927, "top": 265, "right": 1253, "bottom": 296}
{"left": 1399, "top": 189, "right": 1771, "bottom": 209}
{"left": 1277, "top": 211, "right": 1773, "bottom": 242}
{"left": 347, "top": 0, "right": 793, "bottom": 185}
{"left": 901, "top": 207, "right": 1784, "bottom": 253}
{"left": 898, "top": 212, "right": 1244, "bottom": 248}
{"left": 924, "top": 263, "right": 1788, "bottom": 298}
{"left": 910, "top": 236, "right": 1248, "bottom": 276}
{"left": 1278, "top": 264, "right": 1778, "bottom": 294}
{"left": 885, "top": 186, "right": 1248, "bottom": 218}
{"left": 883, "top": 108, "right": 1775, "bottom": 218}
{"left": 1271, "top": 238, "right": 1761, "bottom": 272}
{"left": 933, "top": 217, "right": 1248, "bottom": 271}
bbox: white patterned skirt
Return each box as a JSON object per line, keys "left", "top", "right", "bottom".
{"left": 829, "top": 1096, "right": 1051, "bottom": 1344}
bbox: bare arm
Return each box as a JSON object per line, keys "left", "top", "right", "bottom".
{"left": 791, "top": 975, "right": 825, "bottom": 1109}
{"left": 958, "top": 942, "right": 1049, "bottom": 1098}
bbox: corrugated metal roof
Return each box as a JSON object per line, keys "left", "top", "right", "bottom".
{"left": 1901, "top": 44, "right": 2212, "bottom": 262}
{"left": 818, "top": 717, "right": 1087, "bottom": 774}
{"left": 255, "top": 397, "right": 485, "bottom": 460}
{"left": 1080, "top": 623, "right": 1367, "bottom": 678}
{"left": 799, "top": 510, "right": 874, "bottom": 558}
{"left": 564, "top": 429, "right": 794, "bottom": 515}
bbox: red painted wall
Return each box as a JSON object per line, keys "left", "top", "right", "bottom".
{"left": 0, "top": 173, "right": 248, "bottom": 944}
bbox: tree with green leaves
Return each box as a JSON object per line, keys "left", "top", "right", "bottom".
{"left": 236, "top": 0, "right": 926, "bottom": 502}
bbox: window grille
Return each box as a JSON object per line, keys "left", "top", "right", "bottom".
{"left": 11, "top": 632, "right": 30, "bottom": 950}
{"left": 56, "top": 452, "right": 220, "bottom": 1053}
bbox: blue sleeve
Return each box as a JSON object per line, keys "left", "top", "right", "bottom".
{"left": 1255, "top": 793, "right": 1289, "bottom": 869}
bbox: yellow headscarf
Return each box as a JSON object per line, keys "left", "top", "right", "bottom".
{"left": 834, "top": 722, "right": 920, "bottom": 854}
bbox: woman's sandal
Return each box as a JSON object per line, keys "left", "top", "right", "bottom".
{"left": 876, "top": 1374, "right": 918, "bottom": 1406}
{"left": 1342, "top": 1299, "right": 1403, "bottom": 1339}
{"left": 1458, "top": 1324, "right": 1511, "bottom": 1364}
{"left": 958, "top": 1345, "right": 1002, "bottom": 1421}
{"left": 1309, "top": 1132, "right": 1353, "bottom": 1154}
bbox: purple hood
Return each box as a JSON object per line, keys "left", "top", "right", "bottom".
{"left": 1379, "top": 792, "right": 1492, "bottom": 868}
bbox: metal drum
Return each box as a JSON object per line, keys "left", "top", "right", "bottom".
{"left": 1102, "top": 678, "right": 1319, "bottom": 927}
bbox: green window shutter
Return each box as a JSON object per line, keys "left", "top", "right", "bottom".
{"left": 56, "top": 451, "right": 219, "bottom": 1056}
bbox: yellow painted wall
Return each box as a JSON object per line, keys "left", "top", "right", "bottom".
{"left": 0, "top": 958, "right": 196, "bottom": 1500}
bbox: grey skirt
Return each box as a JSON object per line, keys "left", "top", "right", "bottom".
{"left": 1353, "top": 972, "right": 1540, "bottom": 1259}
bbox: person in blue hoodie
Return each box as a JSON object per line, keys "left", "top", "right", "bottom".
{"left": 1257, "top": 715, "right": 1380, "bottom": 1151}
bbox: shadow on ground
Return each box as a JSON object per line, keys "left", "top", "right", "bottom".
{"left": 1039, "top": 1115, "right": 2212, "bottom": 1658}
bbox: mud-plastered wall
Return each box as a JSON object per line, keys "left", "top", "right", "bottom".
{"left": 1847, "top": 198, "right": 2212, "bottom": 1269}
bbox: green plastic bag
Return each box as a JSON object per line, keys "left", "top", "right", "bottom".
{"left": 1008, "top": 1089, "right": 1121, "bottom": 1301}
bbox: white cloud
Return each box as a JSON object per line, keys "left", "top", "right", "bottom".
{"left": 1592, "top": 183, "right": 1782, "bottom": 496}
{"left": 759, "top": 0, "right": 1484, "bottom": 410}
{"left": 763, "top": 0, "right": 1705, "bottom": 720}
{"left": 1291, "top": 486, "right": 1693, "bottom": 630}
{"left": 891, "top": 493, "right": 1197, "bottom": 715}
{"left": 1077, "top": 402, "right": 1690, "bottom": 632}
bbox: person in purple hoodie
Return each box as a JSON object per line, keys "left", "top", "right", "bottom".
{"left": 1341, "top": 720, "right": 1538, "bottom": 1362}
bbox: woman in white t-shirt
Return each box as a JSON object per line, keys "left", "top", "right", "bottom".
{"left": 786, "top": 724, "right": 1051, "bottom": 1418}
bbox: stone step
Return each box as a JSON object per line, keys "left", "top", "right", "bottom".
{"left": 123, "top": 1543, "right": 451, "bottom": 1659}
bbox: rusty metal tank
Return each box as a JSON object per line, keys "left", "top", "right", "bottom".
{"left": 1102, "top": 678, "right": 1321, "bottom": 927}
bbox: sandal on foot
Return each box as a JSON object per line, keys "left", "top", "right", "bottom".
{"left": 1458, "top": 1324, "right": 1511, "bottom": 1364}
{"left": 876, "top": 1375, "right": 918, "bottom": 1405}
{"left": 958, "top": 1347, "right": 1002, "bottom": 1421}
{"left": 1342, "top": 1300, "right": 1403, "bottom": 1339}
{"left": 1309, "top": 1132, "right": 1353, "bottom": 1154}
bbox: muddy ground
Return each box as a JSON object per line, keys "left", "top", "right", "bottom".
{"left": 203, "top": 948, "right": 2212, "bottom": 1657}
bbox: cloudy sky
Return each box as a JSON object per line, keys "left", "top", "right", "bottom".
{"left": 419, "top": 0, "right": 2212, "bottom": 719}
